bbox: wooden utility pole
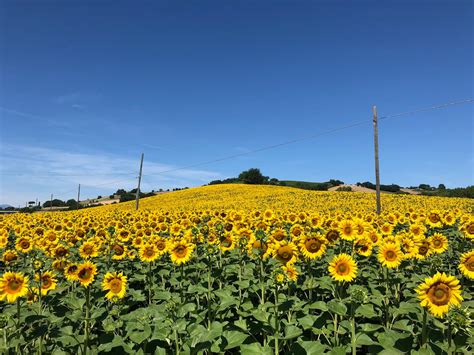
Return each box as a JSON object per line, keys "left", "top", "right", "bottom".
{"left": 135, "top": 153, "right": 144, "bottom": 210}
{"left": 77, "top": 184, "right": 81, "bottom": 210}
{"left": 50, "top": 194, "right": 53, "bottom": 211}
{"left": 373, "top": 106, "right": 381, "bottom": 214}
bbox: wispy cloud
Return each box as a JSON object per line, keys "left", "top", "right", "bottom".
{"left": 0, "top": 144, "right": 222, "bottom": 205}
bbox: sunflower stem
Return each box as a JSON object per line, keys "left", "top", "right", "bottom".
{"left": 16, "top": 298, "right": 21, "bottom": 354}
{"left": 421, "top": 308, "right": 428, "bottom": 348}
{"left": 273, "top": 285, "right": 279, "bottom": 355}
{"left": 174, "top": 327, "right": 180, "bottom": 355}
{"left": 84, "top": 287, "right": 90, "bottom": 355}
{"left": 207, "top": 255, "right": 212, "bottom": 330}
{"left": 351, "top": 302, "right": 356, "bottom": 355}
{"left": 37, "top": 271, "right": 43, "bottom": 355}
{"left": 148, "top": 262, "right": 153, "bottom": 305}
{"left": 180, "top": 264, "right": 185, "bottom": 304}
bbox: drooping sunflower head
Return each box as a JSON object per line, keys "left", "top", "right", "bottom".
{"left": 282, "top": 264, "right": 298, "bottom": 282}
{"left": 111, "top": 243, "right": 127, "bottom": 260}
{"left": 76, "top": 261, "right": 97, "bottom": 287}
{"left": 354, "top": 237, "right": 373, "bottom": 257}
{"left": 0, "top": 272, "right": 29, "bottom": 303}
{"left": 102, "top": 272, "right": 127, "bottom": 301}
{"left": 273, "top": 241, "right": 298, "bottom": 265}
{"left": 2, "top": 250, "right": 19, "bottom": 264}
{"left": 459, "top": 250, "right": 474, "bottom": 280}
{"left": 170, "top": 240, "right": 195, "bottom": 265}
{"left": 328, "top": 253, "right": 358, "bottom": 283}
{"left": 378, "top": 242, "right": 402, "bottom": 268}
{"left": 219, "top": 233, "right": 235, "bottom": 252}
{"left": 325, "top": 229, "right": 340, "bottom": 244}
{"left": 417, "top": 272, "right": 463, "bottom": 317}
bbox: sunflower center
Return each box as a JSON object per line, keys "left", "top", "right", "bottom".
{"left": 113, "top": 245, "right": 124, "bottom": 255}
{"left": 326, "top": 230, "right": 339, "bottom": 243}
{"left": 42, "top": 276, "right": 52, "bottom": 289}
{"left": 467, "top": 224, "right": 474, "bottom": 235}
{"left": 385, "top": 250, "right": 397, "bottom": 261}
{"left": 336, "top": 263, "right": 349, "bottom": 275}
{"left": 83, "top": 245, "right": 94, "bottom": 254}
{"left": 419, "top": 246, "right": 428, "bottom": 255}
{"left": 466, "top": 256, "right": 474, "bottom": 271}
{"left": 278, "top": 246, "right": 293, "bottom": 262}
{"left": 56, "top": 248, "right": 67, "bottom": 257}
{"left": 9, "top": 279, "right": 21, "bottom": 291}
{"left": 427, "top": 283, "right": 451, "bottom": 306}
{"left": 144, "top": 248, "right": 155, "bottom": 257}
{"left": 157, "top": 241, "right": 166, "bottom": 251}
{"left": 20, "top": 241, "right": 30, "bottom": 249}
{"left": 109, "top": 279, "right": 122, "bottom": 293}
{"left": 305, "top": 239, "right": 321, "bottom": 252}
{"left": 433, "top": 239, "right": 442, "bottom": 248}
{"left": 175, "top": 245, "right": 187, "bottom": 258}
{"left": 343, "top": 226, "right": 352, "bottom": 235}
{"left": 78, "top": 268, "right": 91, "bottom": 280}
{"left": 429, "top": 214, "right": 440, "bottom": 223}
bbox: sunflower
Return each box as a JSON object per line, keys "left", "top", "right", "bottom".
{"left": 102, "top": 272, "right": 127, "bottom": 301}
{"left": 299, "top": 233, "right": 326, "bottom": 260}
{"left": 170, "top": 240, "right": 195, "bottom": 265}
{"left": 53, "top": 245, "right": 69, "bottom": 259}
{"left": 139, "top": 243, "right": 159, "bottom": 263}
{"left": 79, "top": 242, "right": 99, "bottom": 259}
{"left": 36, "top": 271, "right": 57, "bottom": 295}
{"left": 282, "top": 264, "right": 298, "bottom": 282}
{"left": 328, "top": 253, "right": 358, "bottom": 282}
{"left": 2, "top": 249, "right": 18, "bottom": 264}
{"left": 339, "top": 220, "right": 356, "bottom": 241}
{"left": 354, "top": 237, "right": 373, "bottom": 257}
{"left": 461, "top": 219, "right": 474, "bottom": 239}
{"left": 426, "top": 211, "right": 443, "bottom": 228}
{"left": 380, "top": 223, "right": 394, "bottom": 236}
{"left": 110, "top": 243, "right": 127, "bottom": 260}
{"left": 273, "top": 241, "right": 298, "bottom": 265}
{"left": 0, "top": 272, "right": 29, "bottom": 303}
{"left": 415, "top": 239, "right": 433, "bottom": 260}
{"left": 416, "top": 272, "right": 463, "bottom": 317}
{"left": 220, "top": 233, "right": 236, "bottom": 252}
{"left": 378, "top": 242, "right": 403, "bottom": 268}
{"left": 64, "top": 264, "right": 79, "bottom": 282}
{"left": 458, "top": 250, "right": 474, "bottom": 279}
{"left": 325, "top": 229, "right": 340, "bottom": 244}
{"left": 428, "top": 233, "right": 448, "bottom": 254}
{"left": 270, "top": 228, "right": 287, "bottom": 243}
{"left": 15, "top": 236, "right": 33, "bottom": 253}
{"left": 76, "top": 261, "right": 97, "bottom": 287}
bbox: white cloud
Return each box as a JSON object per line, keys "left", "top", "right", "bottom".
{"left": 0, "top": 144, "right": 222, "bottom": 205}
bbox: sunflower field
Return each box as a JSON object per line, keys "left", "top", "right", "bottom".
{"left": 0, "top": 184, "right": 473, "bottom": 354}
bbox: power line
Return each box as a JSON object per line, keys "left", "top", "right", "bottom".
{"left": 379, "top": 98, "right": 473, "bottom": 120}
{"left": 143, "top": 98, "right": 474, "bottom": 178}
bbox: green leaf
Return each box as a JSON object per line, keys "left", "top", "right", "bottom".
{"left": 356, "top": 333, "right": 378, "bottom": 346}
{"left": 297, "top": 341, "right": 328, "bottom": 355}
{"left": 252, "top": 309, "right": 269, "bottom": 323}
{"left": 222, "top": 330, "right": 248, "bottom": 350}
{"left": 309, "top": 301, "right": 329, "bottom": 312}
{"left": 129, "top": 324, "right": 151, "bottom": 344}
{"left": 327, "top": 300, "right": 347, "bottom": 316}
{"left": 283, "top": 325, "right": 302, "bottom": 340}
{"left": 240, "top": 343, "right": 273, "bottom": 355}
{"left": 361, "top": 323, "right": 383, "bottom": 333}
{"left": 298, "top": 314, "right": 318, "bottom": 330}
{"left": 356, "top": 304, "right": 378, "bottom": 319}
{"left": 234, "top": 319, "right": 248, "bottom": 331}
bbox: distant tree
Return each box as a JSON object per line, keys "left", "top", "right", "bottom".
{"left": 438, "top": 184, "right": 446, "bottom": 190}
{"left": 419, "top": 184, "right": 431, "bottom": 191}
{"left": 43, "top": 199, "right": 66, "bottom": 208}
{"left": 159, "top": 188, "right": 163, "bottom": 192}
{"left": 238, "top": 168, "right": 267, "bottom": 185}
{"left": 66, "top": 199, "right": 79, "bottom": 209}
{"left": 115, "top": 189, "right": 127, "bottom": 196}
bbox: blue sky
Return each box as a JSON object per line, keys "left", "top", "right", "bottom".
{"left": 0, "top": 0, "right": 472, "bottom": 206}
